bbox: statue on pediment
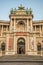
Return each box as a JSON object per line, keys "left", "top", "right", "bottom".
{"left": 18, "top": 4, "right": 25, "bottom": 10}
{"left": 10, "top": 8, "right": 16, "bottom": 14}
{"left": 26, "top": 8, "right": 32, "bottom": 14}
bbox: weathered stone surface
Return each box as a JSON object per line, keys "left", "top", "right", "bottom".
{"left": 0, "top": 55, "right": 43, "bottom": 61}
{"left": 0, "top": 55, "right": 43, "bottom": 65}
{"left": 0, "top": 61, "right": 43, "bottom": 65}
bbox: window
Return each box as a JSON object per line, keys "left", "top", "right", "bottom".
{"left": 36, "top": 25, "right": 39, "bottom": 31}
{"left": 8, "top": 26, "right": 9, "bottom": 31}
{"left": 28, "top": 19, "right": 31, "bottom": 26}
{"left": 1, "top": 42, "right": 6, "bottom": 55}
{"left": 3, "top": 25, "right": 6, "bottom": 31}
{"left": 18, "top": 21, "right": 25, "bottom": 26}
{"left": 1, "top": 42, "right": 5, "bottom": 51}
{"left": 33, "top": 26, "right": 35, "bottom": 31}
{"left": 12, "top": 18, "right": 14, "bottom": 26}
{"left": 12, "top": 18, "right": 14, "bottom": 21}
{"left": 17, "top": 21, "right": 25, "bottom": 32}
{"left": 37, "top": 42, "right": 41, "bottom": 55}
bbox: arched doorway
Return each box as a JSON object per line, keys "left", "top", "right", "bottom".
{"left": 17, "top": 38, "right": 25, "bottom": 54}
{"left": 1, "top": 42, "right": 6, "bottom": 55}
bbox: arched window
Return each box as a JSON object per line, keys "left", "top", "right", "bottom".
{"left": 1, "top": 42, "right": 5, "bottom": 51}
{"left": 37, "top": 43, "right": 41, "bottom": 51}
{"left": 17, "top": 21, "right": 25, "bottom": 32}
{"left": 18, "top": 21, "right": 25, "bottom": 26}
{"left": 37, "top": 42, "right": 41, "bottom": 55}
{"left": 1, "top": 42, "right": 6, "bottom": 55}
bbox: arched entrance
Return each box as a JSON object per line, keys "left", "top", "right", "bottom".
{"left": 1, "top": 42, "right": 6, "bottom": 55}
{"left": 17, "top": 38, "right": 25, "bottom": 54}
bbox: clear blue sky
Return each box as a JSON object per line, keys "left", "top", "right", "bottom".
{"left": 0, "top": 0, "right": 43, "bottom": 20}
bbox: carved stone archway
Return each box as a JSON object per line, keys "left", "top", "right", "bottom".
{"left": 17, "top": 38, "right": 25, "bottom": 54}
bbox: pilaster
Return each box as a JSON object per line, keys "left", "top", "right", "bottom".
{"left": 14, "top": 35, "right": 17, "bottom": 54}
{"left": 1, "top": 25, "right": 3, "bottom": 36}
{"left": 27, "top": 18, "right": 28, "bottom": 32}
{"left": 10, "top": 19, "right": 12, "bottom": 31}
{"left": 40, "top": 25, "right": 42, "bottom": 36}
{"left": 26, "top": 34, "right": 30, "bottom": 55}
{"left": 35, "top": 25, "right": 36, "bottom": 32}
{"left": 30, "top": 19, "right": 33, "bottom": 32}
{"left": 14, "top": 18, "right": 16, "bottom": 32}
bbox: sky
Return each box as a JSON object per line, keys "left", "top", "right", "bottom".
{"left": 0, "top": 0, "right": 43, "bottom": 21}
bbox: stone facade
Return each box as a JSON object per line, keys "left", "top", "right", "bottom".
{"left": 0, "top": 5, "right": 43, "bottom": 56}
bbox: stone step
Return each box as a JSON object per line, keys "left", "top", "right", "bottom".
{"left": 0, "top": 54, "right": 43, "bottom": 60}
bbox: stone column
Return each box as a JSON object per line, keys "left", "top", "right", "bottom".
{"left": 26, "top": 34, "right": 30, "bottom": 55}
{"left": 42, "top": 25, "right": 43, "bottom": 31}
{"left": 5, "top": 34, "right": 9, "bottom": 55}
{"left": 1, "top": 25, "right": 3, "bottom": 36}
{"left": 33, "top": 34, "right": 37, "bottom": 55}
{"left": 10, "top": 18, "right": 13, "bottom": 31}
{"left": 35, "top": 25, "right": 36, "bottom": 32}
{"left": 40, "top": 25, "right": 42, "bottom": 36}
{"left": 13, "top": 35, "right": 17, "bottom": 54}
{"left": 14, "top": 18, "right": 16, "bottom": 32}
{"left": 30, "top": 19, "right": 33, "bottom": 32}
{"left": 13, "top": 18, "right": 17, "bottom": 54}
{"left": 27, "top": 18, "right": 28, "bottom": 32}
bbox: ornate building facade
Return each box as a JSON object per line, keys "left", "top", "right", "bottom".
{"left": 0, "top": 5, "right": 43, "bottom": 56}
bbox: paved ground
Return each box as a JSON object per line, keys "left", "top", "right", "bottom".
{"left": 0, "top": 61, "right": 43, "bottom": 65}
{"left": 0, "top": 55, "right": 43, "bottom": 65}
